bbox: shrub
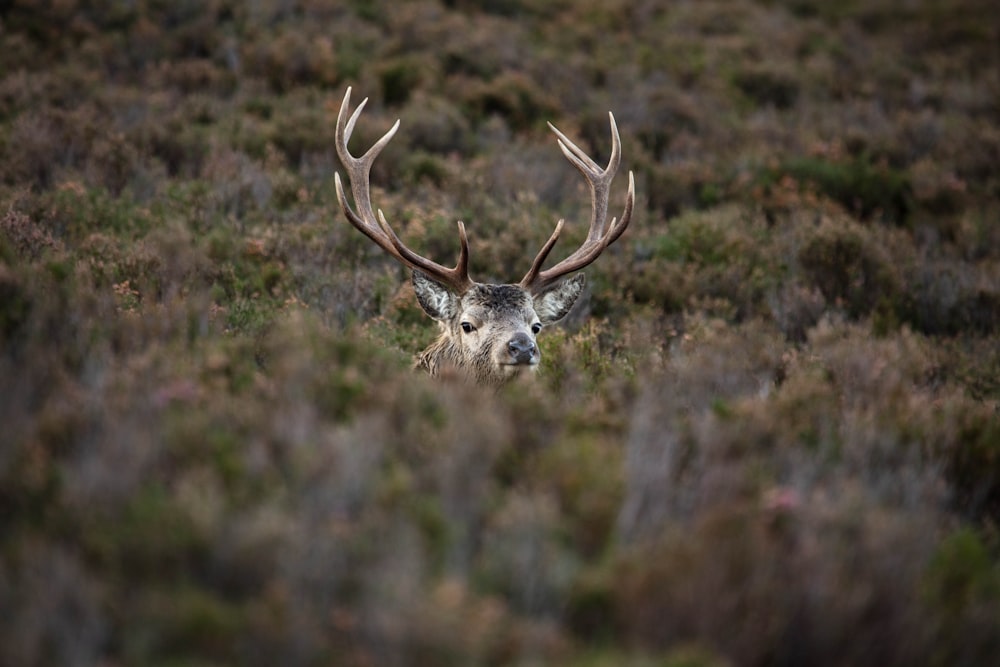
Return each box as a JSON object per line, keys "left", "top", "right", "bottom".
{"left": 378, "top": 55, "right": 435, "bottom": 107}
{"left": 265, "top": 95, "right": 338, "bottom": 168}
{"left": 927, "top": 396, "right": 1000, "bottom": 520}
{"left": 797, "top": 215, "right": 898, "bottom": 320}
{"left": 240, "top": 28, "right": 340, "bottom": 93}
{"left": 1, "top": 1, "right": 999, "bottom": 664}
{"left": 760, "top": 156, "right": 912, "bottom": 225}
{"left": 610, "top": 502, "right": 936, "bottom": 666}
{"left": 462, "top": 71, "right": 560, "bottom": 132}
{"left": 0, "top": 208, "right": 62, "bottom": 261}
{"left": 922, "top": 527, "right": 1000, "bottom": 664}
{"left": 732, "top": 64, "right": 800, "bottom": 110}
{"left": 905, "top": 261, "right": 1000, "bottom": 336}
{"left": 399, "top": 92, "right": 473, "bottom": 156}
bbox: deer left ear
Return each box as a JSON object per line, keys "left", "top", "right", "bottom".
{"left": 533, "top": 273, "right": 585, "bottom": 325}
{"left": 412, "top": 271, "right": 458, "bottom": 321}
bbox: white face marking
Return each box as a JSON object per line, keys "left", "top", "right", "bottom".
{"left": 412, "top": 276, "right": 583, "bottom": 385}
{"left": 456, "top": 294, "right": 539, "bottom": 368}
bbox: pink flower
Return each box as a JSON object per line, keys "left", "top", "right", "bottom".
{"left": 154, "top": 379, "right": 200, "bottom": 407}
{"left": 763, "top": 486, "right": 801, "bottom": 513}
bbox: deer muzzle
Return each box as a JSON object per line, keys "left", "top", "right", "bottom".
{"left": 506, "top": 332, "right": 538, "bottom": 366}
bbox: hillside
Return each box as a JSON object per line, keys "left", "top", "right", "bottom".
{"left": 2, "top": 1, "right": 999, "bottom": 665}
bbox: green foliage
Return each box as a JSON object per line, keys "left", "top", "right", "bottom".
{"left": 924, "top": 528, "right": 1000, "bottom": 614}
{"left": 937, "top": 400, "right": 1000, "bottom": 519}
{"left": 922, "top": 527, "right": 1000, "bottom": 664}
{"left": 652, "top": 207, "right": 745, "bottom": 266}
{"left": 463, "top": 71, "right": 560, "bottom": 131}
{"left": 81, "top": 484, "right": 208, "bottom": 577}
{"left": 732, "top": 64, "right": 800, "bottom": 110}
{"left": 379, "top": 56, "right": 430, "bottom": 107}
{"left": 760, "top": 156, "right": 912, "bottom": 224}
{"left": 0, "top": 264, "right": 31, "bottom": 338}
{"left": 797, "top": 216, "right": 897, "bottom": 318}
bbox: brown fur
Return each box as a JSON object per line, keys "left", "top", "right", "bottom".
{"left": 411, "top": 274, "right": 585, "bottom": 388}
{"left": 333, "top": 88, "right": 632, "bottom": 387}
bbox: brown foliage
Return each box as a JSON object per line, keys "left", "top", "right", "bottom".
{"left": 1, "top": 1, "right": 999, "bottom": 665}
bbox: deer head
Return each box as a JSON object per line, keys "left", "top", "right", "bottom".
{"left": 334, "top": 87, "right": 634, "bottom": 387}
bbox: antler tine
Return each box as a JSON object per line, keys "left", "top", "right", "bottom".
{"left": 521, "top": 113, "right": 634, "bottom": 293}
{"left": 334, "top": 88, "right": 397, "bottom": 244}
{"left": 334, "top": 86, "right": 472, "bottom": 292}
{"left": 549, "top": 112, "right": 621, "bottom": 240}
{"left": 377, "top": 211, "right": 470, "bottom": 288}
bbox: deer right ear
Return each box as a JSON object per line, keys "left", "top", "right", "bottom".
{"left": 412, "top": 271, "right": 458, "bottom": 321}
{"left": 534, "top": 273, "right": 586, "bottom": 324}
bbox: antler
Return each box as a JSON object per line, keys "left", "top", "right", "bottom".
{"left": 520, "top": 113, "right": 634, "bottom": 293}
{"left": 334, "top": 87, "right": 472, "bottom": 292}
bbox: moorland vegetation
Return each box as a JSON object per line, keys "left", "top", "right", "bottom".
{"left": 1, "top": 1, "right": 999, "bottom": 665}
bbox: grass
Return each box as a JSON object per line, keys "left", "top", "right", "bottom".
{"left": 1, "top": 1, "right": 999, "bottom": 665}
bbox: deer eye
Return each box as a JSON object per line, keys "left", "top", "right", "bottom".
{"left": 461, "top": 322, "right": 476, "bottom": 333}
{"left": 531, "top": 322, "right": 543, "bottom": 334}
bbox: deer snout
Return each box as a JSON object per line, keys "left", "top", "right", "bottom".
{"left": 507, "top": 332, "right": 538, "bottom": 365}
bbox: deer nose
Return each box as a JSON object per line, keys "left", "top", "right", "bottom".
{"left": 507, "top": 332, "right": 537, "bottom": 364}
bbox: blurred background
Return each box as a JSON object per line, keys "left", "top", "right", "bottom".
{"left": 1, "top": 1, "right": 998, "bottom": 665}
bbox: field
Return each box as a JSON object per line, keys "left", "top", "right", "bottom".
{"left": 2, "top": 1, "right": 999, "bottom": 665}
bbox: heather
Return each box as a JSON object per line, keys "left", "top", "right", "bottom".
{"left": 1, "top": 1, "right": 999, "bottom": 665}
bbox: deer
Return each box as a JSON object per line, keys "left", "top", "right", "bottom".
{"left": 334, "top": 87, "right": 634, "bottom": 388}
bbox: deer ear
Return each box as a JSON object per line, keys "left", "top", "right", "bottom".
{"left": 533, "top": 273, "right": 585, "bottom": 325}
{"left": 412, "top": 271, "right": 458, "bottom": 321}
